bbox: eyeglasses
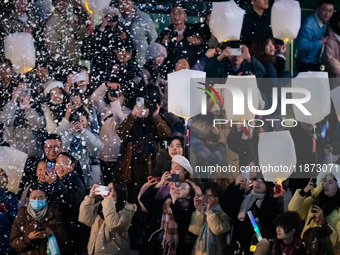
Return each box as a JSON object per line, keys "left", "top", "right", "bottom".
{"left": 44, "top": 145, "right": 61, "bottom": 151}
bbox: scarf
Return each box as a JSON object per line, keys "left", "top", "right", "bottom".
{"left": 27, "top": 202, "right": 48, "bottom": 221}
{"left": 48, "top": 102, "right": 67, "bottom": 125}
{"left": 238, "top": 190, "right": 265, "bottom": 221}
{"left": 148, "top": 198, "right": 179, "bottom": 255}
{"left": 196, "top": 204, "right": 222, "bottom": 254}
{"left": 13, "top": 108, "right": 28, "bottom": 128}
{"left": 272, "top": 238, "right": 303, "bottom": 255}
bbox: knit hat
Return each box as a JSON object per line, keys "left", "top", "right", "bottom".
{"left": 172, "top": 155, "right": 193, "bottom": 176}
{"left": 44, "top": 81, "right": 64, "bottom": 96}
{"left": 311, "top": 164, "right": 340, "bottom": 197}
{"left": 103, "top": 6, "right": 121, "bottom": 17}
{"left": 145, "top": 42, "right": 167, "bottom": 62}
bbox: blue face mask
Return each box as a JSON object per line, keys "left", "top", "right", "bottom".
{"left": 30, "top": 200, "right": 46, "bottom": 210}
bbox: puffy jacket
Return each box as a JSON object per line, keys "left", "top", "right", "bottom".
{"left": 295, "top": 12, "right": 326, "bottom": 64}
{"left": 288, "top": 174, "right": 340, "bottom": 254}
{"left": 79, "top": 195, "right": 136, "bottom": 255}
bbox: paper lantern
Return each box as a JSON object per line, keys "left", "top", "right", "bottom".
{"left": 258, "top": 131, "right": 296, "bottom": 183}
{"left": 271, "top": 0, "right": 301, "bottom": 42}
{"left": 292, "top": 72, "right": 330, "bottom": 125}
{"left": 0, "top": 146, "right": 27, "bottom": 193}
{"left": 4, "top": 32, "right": 35, "bottom": 74}
{"left": 209, "top": 1, "right": 245, "bottom": 43}
{"left": 83, "top": 0, "right": 111, "bottom": 13}
{"left": 168, "top": 69, "right": 206, "bottom": 119}
{"left": 224, "top": 75, "right": 259, "bottom": 121}
{"left": 331, "top": 86, "right": 340, "bottom": 122}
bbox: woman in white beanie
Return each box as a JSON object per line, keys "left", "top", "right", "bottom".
{"left": 289, "top": 165, "right": 340, "bottom": 254}
{"left": 42, "top": 81, "right": 72, "bottom": 135}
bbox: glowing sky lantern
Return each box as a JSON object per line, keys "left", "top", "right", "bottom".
{"left": 209, "top": 1, "right": 245, "bottom": 43}
{"left": 83, "top": 0, "right": 111, "bottom": 13}
{"left": 168, "top": 69, "right": 206, "bottom": 119}
{"left": 224, "top": 75, "right": 259, "bottom": 121}
{"left": 258, "top": 131, "right": 296, "bottom": 184}
{"left": 271, "top": 0, "right": 301, "bottom": 42}
{"left": 0, "top": 146, "right": 27, "bottom": 193}
{"left": 331, "top": 86, "right": 340, "bottom": 122}
{"left": 292, "top": 72, "right": 330, "bottom": 125}
{"left": 4, "top": 32, "right": 35, "bottom": 74}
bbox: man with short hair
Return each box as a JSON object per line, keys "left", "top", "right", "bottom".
{"left": 118, "top": 0, "right": 157, "bottom": 67}
{"left": 18, "top": 134, "right": 62, "bottom": 196}
{"left": 295, "top": 0, "right": 335, "bottom": 73}
{"left": 241, "top": 0, "right": 272, "bottom": 48}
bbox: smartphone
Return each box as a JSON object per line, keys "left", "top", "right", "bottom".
{"left": 136, "top": 97, "right": 144, "bottom": 107}
{"left": 311, "top": 177, "right": 317, "bottom": 187}
{"left": 201, "top": 195, "right": 208, "bottom": 203}
{"left": 168, "top": 174, "right": 180, "bottom": 182}
{"left": 229, "top": 48, "right": 242, "bottom": 56}
{"left": 95, "top": 185, "right": 110, "bottom": 196}
{"left": 73, "top": 73, "right": 86, "bottom": 82}
{"left": 46, "top": 162, "right": 55, "bottom": 174}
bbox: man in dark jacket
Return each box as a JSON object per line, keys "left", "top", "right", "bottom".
{"left": 194, "top": 42, "right": 265, "bottom": 79}
{"left": 240, "top": 0, "right": 272, "bottom": 48}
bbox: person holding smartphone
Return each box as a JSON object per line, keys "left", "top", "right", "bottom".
{"left": 10, "top": 187, "right": 66, "bottom": 255}
{"left": 0, "top": 81, "right": 44, "bottom": 157}
{"left": 79, "top": 182, "right": 137, "bottom": 255}
{"left": 289, "top": 168, "right": 340, "bottom": 254}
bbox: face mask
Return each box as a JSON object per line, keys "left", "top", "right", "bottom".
{"left": 30, "top": 200, "right": 46, "bottom": 210}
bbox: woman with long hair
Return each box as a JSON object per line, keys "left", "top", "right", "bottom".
{"left": 79, "top": 182, "right": 137, "bottom": 255}
{"left": 289, "top": 167, "right": 340, "bottom": 254}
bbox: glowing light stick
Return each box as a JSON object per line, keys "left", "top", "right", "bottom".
{"left": 247, "top": 211, "right": 262, "bottom": 241}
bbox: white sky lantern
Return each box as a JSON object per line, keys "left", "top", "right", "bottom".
{"left": 271, "top": 0, "right": 301, "bottom": 42}
{"left": 292, "top": 72, "right": 330, "bottom": 125}
{"left": 0, "top": 146, "right": 27, "bottom": 193}
{"left": 258, "top": 131, "right": 296, "bottom": 184}
{"left": 331, "top": 86, "right": 340, "bottom": 122}
{"left": 83, "top": 0, "right": 111, "bottom": 13}
{"left": 4, "top": 32, "right": 35, "bottom": 74}
{"left": 224, "top": 75, "right": 259, "bottom": 121}
{"left": 210, "top": 1, "right": 245, "bottom": 43}
{"left": 168, "top": 69, "right": 206, "bottom": 119}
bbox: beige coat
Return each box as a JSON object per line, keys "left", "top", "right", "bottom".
{"left": 189, "top": 208, "right": 232, "bottom": 255}
{"left": 79, "top": 196, "right": 137, "bottom": 255}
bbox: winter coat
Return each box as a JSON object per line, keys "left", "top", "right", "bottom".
{"left": 50, "top": 171, "right": 86, "bottom": 227}
{"left": 83, "top": 23, "right": 133, "bottom": 85}
{"left": 220, "top": 182, "right": 282, "bottom": 252}
{"left": 201, "top": 55, "right": 266, "bottom": 78}
{"left": 295, "top": 12, "right": 326, "bottom": 65}
{"left": 44, "top": 12, "right": 86, "bottom": 66}
{"left": 91, "top": 83, "right": 126, "bottom": 162}
{"left": 42, "top": 103, "right": 69, "bottom": 135}
{"left": 116, "top": 113, "right": 171, "bottom": 209}
{"left": 240, "top": 9, "right": 272, "bottom": 47}
{"left": 288, "top": 186, "right": 340, "bottom": 254}
{"left": 189, "top": 207, "right": 232, "bottom": 255}
{"left": 323, "top": 27, "right": 340, "bottom": 79}
{"left": 0, "top": 100, "right": 45, "bottom": 157}
{"left": 10, "top": 206, "right": 67, "bottom": 255}
{"left": 79, "top": 195, "right": 137, "bottom": 255}
{"left": 139, "top": 185, "right": 196, "bottom": 255}
{"left": 62, "top": 128, "right": 104, "bottom": 189}
{"left": 120, "top": 7, "right": 157, "bottom": 66}
{"left": 0, "top": 189, "right": 17, "bottom": 254}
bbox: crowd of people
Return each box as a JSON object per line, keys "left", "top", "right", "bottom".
{"left": 0, "top": 0, "right": 340, "bottom": 254}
